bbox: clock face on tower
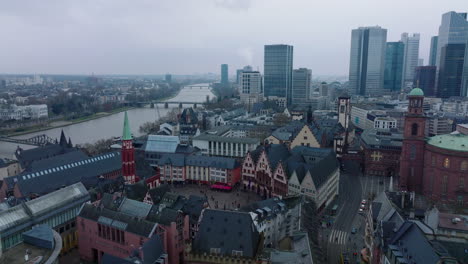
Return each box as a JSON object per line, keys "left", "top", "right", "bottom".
{"left": 123, "top": 141, "right": 132, "bottom": 148}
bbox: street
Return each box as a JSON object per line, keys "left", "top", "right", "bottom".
{"left": 323, "top": 160, "right": 392, "bottom": 264}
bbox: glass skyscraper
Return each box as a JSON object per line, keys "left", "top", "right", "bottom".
{"left": 348, "top": 26, "right": 387, "bottom": 96}
{"left": 437, "top": 44, "right": 466, "bottom": 98}
{"left": 429, "top": 36, "right": 438, "bottom": 66}
{"left": 263, "top": 44, "right": 293, "bottom": 105}
{"left": 401, "top": 33, "right": 420, "bottom": 87}
{"left": 436, "top": 12, "right": 468, "bottom": 97}
{"left": 414, "top": 66, "right": 436, "bottom": 96}
{"left": 292, "top": 68, "right": 312, "bottom": 106}
{"left": 221, "top": 64, "right": 228, "bottom": 87}
{"left": 384, "top": 41, "right": 404, "bottom": 92}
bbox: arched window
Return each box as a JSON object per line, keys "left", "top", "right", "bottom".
{"left": 443, "top": 158, "right": 450, "bottom": 168}
{"left": 461, "top": 161, "right": 468, "bottom": 171}
{"left": 411, "top": 123, "right": 418, "bottom": 136}
{"left": 442, "top": 175, "right": 448, "bottom": 195}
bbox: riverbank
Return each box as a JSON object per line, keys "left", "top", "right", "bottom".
{"left": 2, "top": 106, "right": 135, "bottom": 137}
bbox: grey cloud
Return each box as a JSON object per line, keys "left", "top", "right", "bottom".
{"left": 213, "top": 0, "right": 253, "bottom": 11}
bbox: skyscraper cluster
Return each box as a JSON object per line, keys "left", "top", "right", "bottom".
{"left": 234, "top": 44, "right": 314, "bottom": 109}
{"left": 349, "top": 11, "right": 468, "bottom": 98}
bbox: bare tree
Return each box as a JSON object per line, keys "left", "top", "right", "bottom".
{"left": 139, "top": 121, "right": 160, "bottom": 134}
{"left": 79, "top": 138, "right": 114, "bottom": 156}
{"left": 273, "top": 113, "right": 291, "bottom": 127}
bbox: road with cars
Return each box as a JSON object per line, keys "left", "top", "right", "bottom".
{"left": 324, "top": 160, "right": 393, "bottom": 264}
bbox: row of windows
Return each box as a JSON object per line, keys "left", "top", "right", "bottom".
{"left": 1, "top": 206, "right": 81, "bottom": 250}
{"left": 432, "top": 157, "right": 468, "bottom": 171}
{"left": 98, "top": 223, "right": 126, "bottom": 245}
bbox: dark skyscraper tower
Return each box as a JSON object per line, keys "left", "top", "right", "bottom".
{"left": 264, "top": 44, "right": 293, "bottom": 105}
{"left": 349, "top": 26, "right": 387, "bottom": 96}
{"left": 437, "top": 44, "right": 466, "bottom": 98}
{"left": 429, "top": 36, "right": 438, "bottom": 66}
{"left": 221, "top": 64, "right": 228, "bottom": 87}
{"left": 384, "top": 41, "right": 405, "bottom": 91}
{"left": 414, "top": 66, "right": 436, "bottom": 96}
{"left": 435, "top": 12, "right": 468, "bottom": 96}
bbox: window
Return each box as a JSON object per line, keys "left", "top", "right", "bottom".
{"left": 459, "top": 177, "right": 465, "bottom": 189}
{"left": 431, "top": 156, "right": 436, "bottom": 166}
{"left": 442, "top": 175, "right": 448, "bottom": 195}
{"left": 411, "top": 123, "right": 418, "bottom": 136}
{"left": 410, "top": 145, "right": 416, "bottom": 160}
{"left": 461, "top": 161, "right": 468, "bottom": 171}
{"left": 340, "top": 105, "right": 345, "bottom": 113}
{"left": 443, "top": 158, "right": 450, "bottom": 169}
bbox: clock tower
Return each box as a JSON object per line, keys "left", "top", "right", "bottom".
{"left": 399, "top": 88, "right": 426, "bottom": 193}
{"left": 122, "top": 111, "right": 136, "bottom": 184}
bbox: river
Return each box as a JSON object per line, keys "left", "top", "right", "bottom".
{"left": 0, "top": 83, "right": 215, "bottom": 159}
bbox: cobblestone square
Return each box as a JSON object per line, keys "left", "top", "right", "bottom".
{"left": 169, "top": 183, "right": 263, "bottom": 210}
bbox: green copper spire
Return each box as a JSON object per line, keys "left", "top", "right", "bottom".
{"left": 122, "top": 111, "right": 132, "bottom": 140}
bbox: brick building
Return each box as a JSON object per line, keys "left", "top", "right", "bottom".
{"left": 360, "top": 129, "right": 402, "bottom": 176}
{"left": 78, "top": 193, "right": 189, "bottom": 263}
{"left": 399, "top": 88, "right": 468, "bottom": 204}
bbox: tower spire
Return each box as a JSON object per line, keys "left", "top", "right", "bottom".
{"left": 121, "top": 111, "right": 136, "bottom": 184}
{"left": 122, "top": 111, "right": 132, "bottom": 140}
{"left": 59, "top": 130, "right": 67, "bottom": 147}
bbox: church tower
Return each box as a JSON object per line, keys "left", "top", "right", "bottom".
{"left": 121, "top": 111, "right": 136, "bottom": 184}
{"left": 399, "top": 88, "right": 426, "bottom": 193}
{"left": 338, "top": 93, "right": 350, "bottom": 130}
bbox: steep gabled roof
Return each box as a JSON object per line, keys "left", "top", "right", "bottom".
{"left": 193, "top": 209, "right": 261, "bottom": 258}
{"left": 79, "top": 204, "right": 157, "bottom": 237}
{"left": 264, "top": 144, "right": 291, "bottom": 172}
{"left": 12, "top": 152, "right": 121, "bottom": 197}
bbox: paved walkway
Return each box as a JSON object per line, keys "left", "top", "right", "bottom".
{"left": 170, "top": 183, "right": 263, "bottom": 210}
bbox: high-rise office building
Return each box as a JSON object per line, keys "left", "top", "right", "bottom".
{"left": 291, "top": 68, "right": 312, "bottom": 106}
{"left": 429, "top": 36, "right": 438, "bottom": 66}
{"left": 239, "top": 71, "right": 263, "bottom": 111}
{"left": 384, "top": 41, "right": 405, "bottom": 92}
{"left": 401, "top": 33, "right": 420, "bottom": 88}
{"left": 349, "top": 26, "right": 387, "bottom": 96}
{"left": 221, "top": 64, "right": 229, "bottom": 87}
{"left": 437, "top": 44, "right": 466, "bottom": 98}
{"left": 435, "top": 12, "right": 468, "bottom": 96}
{"left": 414, "top": 66, "right": 436, "bottom": 96}
{"left": 418, "top": 58, "right": 424, "bottom": 66}
{"left": 236, "top": 66, "right": 254, "bottom": 84}
{"left": 320, "top": 82, "right": 329, "bottom": 97}
{"left": 264, "top": 44, "right": 293, "bottom": 105}
{"left": 165, "top": 74, "right": 172, "bottom": 83}
{"left": 436, "top": 12, "right": 468, "bottom": 68}
{"left": 463, "top": 44, "right": 468, "bottom": 97}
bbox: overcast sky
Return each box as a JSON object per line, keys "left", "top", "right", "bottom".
{"left": 0, "top": 0, "right": 466, "bottom": 76}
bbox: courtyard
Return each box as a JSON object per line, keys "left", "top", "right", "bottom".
{"left": 169, "top": 183, "right": 263, "bottom": 210}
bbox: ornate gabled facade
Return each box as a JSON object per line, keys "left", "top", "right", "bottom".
{"left": 289, "top": 119, "right": 345, "bottom": 152}
{"left": 242, "top": 144, "right": 290, "bottom": 198}
{"left": 242, "top": 144, "right": 340, "bottom": 205}
{"left": 122, "top": 111, "right": 136, "bottom": 184}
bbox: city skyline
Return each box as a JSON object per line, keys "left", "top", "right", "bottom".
{"left": 0, "top": 0, "right": 467, "bottom": 76}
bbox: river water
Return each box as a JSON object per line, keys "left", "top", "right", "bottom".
{"left": 0, "top": 83, "right": 215, "bottom": 158}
